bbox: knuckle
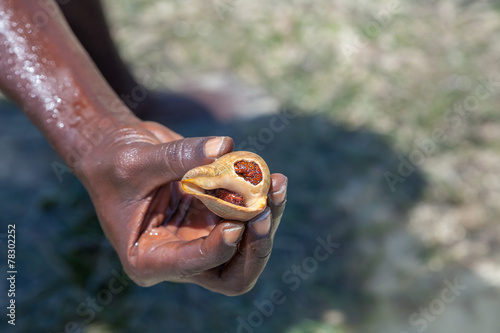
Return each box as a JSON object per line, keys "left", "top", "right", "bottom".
{"left": 177, "top": 265, "right": 199, "bottom": 279}
{"left": 245, "top": 239, "right": 273, "bottom": 259}
{"left": 122, "top": 255, "right": 157, "bottom": 287}
{"left": 111, "top": 146, "right": 143, "bottom": 183}
{"left": 129, "top": 276, "right": 153, "bottom": 287}
{"left": 122, "top": 266, "right": 148, "bottom": 287}
{"left": 161, "top": 140, "right": 189, "bottom": 178}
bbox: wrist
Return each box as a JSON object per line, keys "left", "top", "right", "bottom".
{"left": 59, "top": 108, "right": 138, "bottom": 178}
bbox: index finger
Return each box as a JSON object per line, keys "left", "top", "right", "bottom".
{"left": 125, "top": 221, "right": 244, "bottom": 287}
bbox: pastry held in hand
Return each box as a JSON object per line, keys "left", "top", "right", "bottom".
{"left": 181, "top": 151, "right": 271, "bottom": 221}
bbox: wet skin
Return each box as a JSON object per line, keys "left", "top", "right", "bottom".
{"left": 0, "top": 1, "right": 287, "bottom": 295}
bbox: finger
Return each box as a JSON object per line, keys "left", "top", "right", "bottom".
{"left": 195, "top": 208, "right": 275, "bottom": 295}
{"left": 174, "top": 221, "right": 245, "bottom": 277}
{"left": 268, "top": 173, "right": 288, "bottom": 234}
{"left": 130, "top": 221, "right": 244, "bottom": 286}
{"left": 140, "top": 136, "right": 234, "bottom": 187}
{"left": 196, "top": 176, "right": 287, "bottom": 294}
{"left": 269, "top": 173, "right": 288, "bottom": 206}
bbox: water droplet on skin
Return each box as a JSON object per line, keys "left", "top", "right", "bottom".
{"left": 68, "top": 116, "right": 82, "bottom": 127}
{"left": 57, "top": 122, "right": 64, "bottom": 129}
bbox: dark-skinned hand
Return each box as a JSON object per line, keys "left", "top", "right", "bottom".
{"left": 77, "top": 121, "right": 287, "bottom": 295}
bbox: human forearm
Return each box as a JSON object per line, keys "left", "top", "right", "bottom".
{"left": 0, "top": 0, "right": 290, "bottom": 294}
{"left": 0, "top": 0, "right": 139, "bottom": 172}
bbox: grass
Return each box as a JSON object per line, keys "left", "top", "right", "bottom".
{"left": 3, "top": 0, "right": 500, "bottom": 332}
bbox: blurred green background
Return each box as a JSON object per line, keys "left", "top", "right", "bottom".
{"left": 1, "top": 0, "right": 500, "bottom": 332}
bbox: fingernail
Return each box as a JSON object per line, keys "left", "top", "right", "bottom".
{"left": 223, "top": 224, "right": 244, "bottom": 245}
{"left": 250, "top": 209, "right": 271, "bottom": 236}
{"left": 271, "top": 177, "right": 288, "bottom": 205}
{"left": 204, "top": 137, "right": 226, "bottom": 158}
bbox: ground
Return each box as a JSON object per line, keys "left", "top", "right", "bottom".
{"left": 1, "top": 0, "right": 499, "bottom": 332}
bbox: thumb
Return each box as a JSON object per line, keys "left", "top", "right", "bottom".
{"left": 141, "top": 136, "right": 234, "bottom": 186}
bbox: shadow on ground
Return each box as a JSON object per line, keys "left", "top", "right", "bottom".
{"left": 1, "top": 100, "right": 429, "bottom": 333}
